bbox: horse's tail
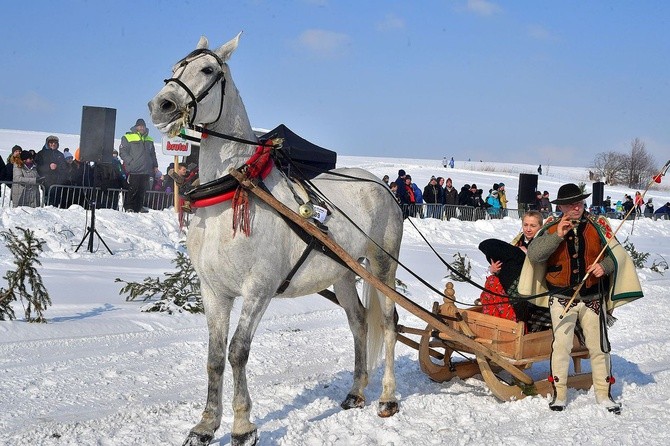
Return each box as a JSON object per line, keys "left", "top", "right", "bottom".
{"left": 362, "top": 270, "right": 385, "bottom": 373}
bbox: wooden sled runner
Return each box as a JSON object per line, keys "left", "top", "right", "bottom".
{"left": 399, "top": 283, "right": 593, "bottom": 401}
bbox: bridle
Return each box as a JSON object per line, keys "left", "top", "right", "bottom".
{"left": 163, "top": 48, "right": 227, "bottom": 127}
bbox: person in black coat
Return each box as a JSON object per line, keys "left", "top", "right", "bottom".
{"left": 34, "top": 135, "right": 66, "bottom": 207}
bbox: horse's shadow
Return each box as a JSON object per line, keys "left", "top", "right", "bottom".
{"left": 212, "top": 355, "right": 451, "bottom": 445}
{"left": 50, "top": 303, "right": 118, "bottom": 322}
{"left": 210, "top": 351, "right": 655, "bottom": 444}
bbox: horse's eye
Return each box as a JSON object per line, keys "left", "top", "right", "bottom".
{"left": 202, "top": 67, "right": 215, "bottom": 75}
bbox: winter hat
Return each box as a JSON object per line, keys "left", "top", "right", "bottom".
{"left": 64, "top": 151, "right": 74, "bottom": 160}
{"left": 398, "top": 169, "right": 406, "bottom": 177}
{"left": 498, "top": 182, "right": 505, "bottom": 187}
{"left": 470, "top": 183, "right": 477, "bottom": 189}
{"left": 551, "top": 183, "right": 591, "bottom": 205}
{"left": 11, "top": 144, "right": 22, "bottom": 153}
{"left": 46, "top": 135, "right": 59, "bottom": 145}
{"left": 493, "top": 183, "right": 499, "bottom": 191}
{"left": 20, "top": 150, "right": 33, "bottom": 161}
{"left": 131, "top": 118, "right": 147, "bottom": 132}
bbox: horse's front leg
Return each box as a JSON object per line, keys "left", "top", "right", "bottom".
{"left": 228, "top": 293, "right": 273, "bottom": 446}
{"left": 183, "top": 294, "right": 233, "bottom": 446}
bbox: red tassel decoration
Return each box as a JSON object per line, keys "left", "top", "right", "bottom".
{"left": 232, "top": 186, "right": 251, "bottom": 237}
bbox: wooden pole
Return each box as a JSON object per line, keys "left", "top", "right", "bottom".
{"left": 230, "top": 170, "right": 534, "bottom": 385}
{"left": 173, "top": 156, "right": 180, "bottom": 213}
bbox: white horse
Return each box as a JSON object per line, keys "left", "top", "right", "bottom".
{"left": 148, "top": 34, "right": 403, "bottom": 446}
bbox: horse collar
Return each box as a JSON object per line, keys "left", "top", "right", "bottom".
{"left": 188, "top": 145, "right": 274, "bottom": 209}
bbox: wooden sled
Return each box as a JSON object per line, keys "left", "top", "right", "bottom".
{"left": 231, "top": 171, "right": 591, "bottom": 402}
{"left": 398, "top": 283, "right": 592, "bottom": 401}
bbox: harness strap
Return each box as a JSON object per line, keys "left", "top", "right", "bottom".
{"left": 251, "top": 181, "right": 349, "bottom": 294}
{"left": 276, "top": 236, "right": 318, "bottom": 294}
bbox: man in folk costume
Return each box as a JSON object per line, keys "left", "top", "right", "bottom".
{"left": 518, "top": 183, "right": 643, "bottom": 413}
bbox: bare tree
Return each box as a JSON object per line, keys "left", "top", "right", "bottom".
{"left": 625, "top": 138, "right": 656, "bottom": 188}
{"left": 592, "top": 151, "right": 628, "bottom": 185}
{"left": 592, "top": 139, "right": 657, "bottom": 187}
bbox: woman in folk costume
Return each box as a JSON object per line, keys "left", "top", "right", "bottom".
{"left": 518, "top": 183, "right": 643, "bottom": 413}
{"left": 478, "top": 211, "right": 550, "bottom": 332}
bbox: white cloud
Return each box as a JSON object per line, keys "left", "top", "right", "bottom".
{"left": 527, "top": 24, "right": 558, "bottom": 41}
{"left": 1, "top": 91, "right": 55, "bottom": 113}
{"left": 376, "top": 13, "right": 405, "bottom": 31}
{"left": 296, "top": 29, "right": 352, "bottom": 58}
{"left": 466, "top": 0, "right": 501, "bottom": 16}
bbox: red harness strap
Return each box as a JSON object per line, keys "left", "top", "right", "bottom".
{"left": 190, "top": 144, "right": 275, "bottom": 237}
{"left": 190, "top": 144, "right": 274, "bottom": 209}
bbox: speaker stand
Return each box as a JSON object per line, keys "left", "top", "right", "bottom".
{"left": 75, "top": 194, "right": 113, "bottom": 255}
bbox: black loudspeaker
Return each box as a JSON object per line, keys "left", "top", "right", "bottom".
{"left": 80, "top": 106, "right": 116, "bottom": 163}
{"left": 518, "top": 173, "right": 538, "bottom": 203}
{"left": 592, "top": 181, "right": 605, "bottom": 207}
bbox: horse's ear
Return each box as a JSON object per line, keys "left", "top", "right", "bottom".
{"left": 196, "top": 36, "right": 209, "bottom": 49}
{"left": 215, "top": 31, "right": 243, "bottom": 62}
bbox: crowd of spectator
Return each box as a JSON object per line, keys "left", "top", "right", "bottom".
{"left": 0, "top": 118, "right": 199, "bottom": 212}
{"left": 383, "top": 169, "right": 510, "bottom": 220}
{"left": 379, "top": 168, "right": 669, "bottom": 222}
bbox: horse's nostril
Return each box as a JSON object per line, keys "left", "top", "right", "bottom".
{"left": 161, "top": 100, "right": 175, "bottom": 112}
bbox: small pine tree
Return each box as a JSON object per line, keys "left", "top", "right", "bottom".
{"left": 116, "top": 249, "right": 203, "bottom": 314}
{"left": 622, "top": 237, "right": 650, "bottom": 269}
{"left": 448, "top": 252, "right": 471, "bottom": 282}
{"left": 0, "top": 227, "right": 51, "bottom": 322}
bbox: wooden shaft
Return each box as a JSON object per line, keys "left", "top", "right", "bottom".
{"left": 231, "top": 170, "right": 534, "bottom": 385}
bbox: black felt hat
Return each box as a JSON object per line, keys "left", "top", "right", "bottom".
{"left": 478, "top": 239, "right": 526, "bottom": 293}
{"left": 551, "top": 183, "right": 591, "bottom": 205}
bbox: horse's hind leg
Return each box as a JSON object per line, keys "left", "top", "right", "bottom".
{"left": 369, "top": 251, "right": 399, "bottom": 417}
{"left": 333, "top": 273, "right": 369, "bottom": 410}
{"left": 228, "top": 293, "right": 273, "bottom": 446}
{"left": 183, "top": 291, "right": 233, "bottom": 446}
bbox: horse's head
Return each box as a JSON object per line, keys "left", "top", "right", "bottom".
{"left": 148, "top": 33, "right": 242, "bottom": 137}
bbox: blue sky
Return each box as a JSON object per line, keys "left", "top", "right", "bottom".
{"left": 1, "top": 0, "right": 668, "bottom": 167}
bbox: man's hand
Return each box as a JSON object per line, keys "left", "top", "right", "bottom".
{"left": 586, "top": 263, "right": 605, "bottom": 278}
{"left": 556, "top": 215, "right": 576, "bottom": 237}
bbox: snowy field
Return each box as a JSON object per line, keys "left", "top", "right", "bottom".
{"left": 1, "top": 130, "right": 670, "bottom": 445}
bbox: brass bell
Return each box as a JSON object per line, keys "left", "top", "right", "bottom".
{"left": 299, "top": 203, "right": 314, "bottom": 218}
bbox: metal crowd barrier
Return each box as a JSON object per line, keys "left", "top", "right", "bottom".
{"left": 1, "top": 183, "right": 175, "bottom": 211}
{"left": 401, "top": 204, "right": 520, "bottom": 221}
{"left": 1, "top": 180, "right": 46, "bottom": 208}
{"left": 2, "top": 182, "right": 667, "bottom": 223}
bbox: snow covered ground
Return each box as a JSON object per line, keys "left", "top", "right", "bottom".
{"left": 1, "top": 130, "right": 670, "bottom": 445}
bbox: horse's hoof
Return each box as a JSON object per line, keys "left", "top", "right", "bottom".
{"left": 340, "top": 393, "right": 365, "bottom": 410}
{"left": 231, "top": 429, "right": 258, "bottom": 446}
{"left": 182, "top": 431, "right": 213, "bottom": 446}
{"left": 378, "top": 401, "right": 399, "bottom": 418}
